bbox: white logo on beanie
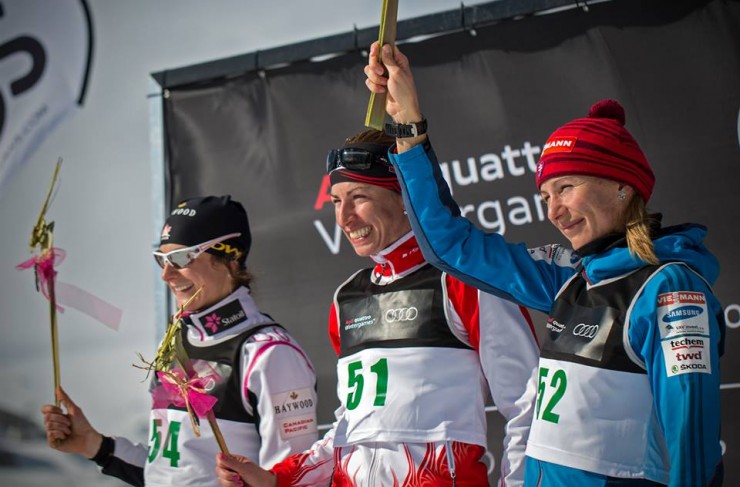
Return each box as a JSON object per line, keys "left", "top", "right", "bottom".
{"left": 170, "top": 208, "right": 197, "bottom": 217}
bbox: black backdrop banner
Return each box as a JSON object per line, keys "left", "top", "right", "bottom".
{"left": 158, "top": 0, "right": 740, "bottom": 481}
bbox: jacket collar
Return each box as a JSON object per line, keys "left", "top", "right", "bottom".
{"left": 369, "top": 231, "right": 426, "bottom": 285}
{"left": 182, "top": 286, "right": 274, "bottom": 343}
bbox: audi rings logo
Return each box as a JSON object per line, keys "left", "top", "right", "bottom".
{"left": 385, "top": 307, "right": 419, "bottom": 322}
{"left": 572, "top": 323, "right": 599, "bottom": 338}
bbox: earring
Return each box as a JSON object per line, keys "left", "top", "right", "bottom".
{"left": 403, "top": 209, "right": 408, "bottom": 215}
{"left": 617, "top": 189, "right": 626, "bottom": 201}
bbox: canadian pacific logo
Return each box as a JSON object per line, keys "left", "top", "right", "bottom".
{"left": 540, "top": 136, "right": 577, "bottom": 157}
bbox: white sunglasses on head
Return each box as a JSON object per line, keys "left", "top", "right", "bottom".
{"left": 153, "top": 232, "right": 241, "bottom": 269}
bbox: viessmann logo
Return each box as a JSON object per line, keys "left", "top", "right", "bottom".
{"left": 540, "top": 136, "right": 577, "bottom": 157}
{"left": 384, "top": 307, "right": 418, "bottom": 323}
{"left": 572, "top": 323, "right": 599, "bottom": 338}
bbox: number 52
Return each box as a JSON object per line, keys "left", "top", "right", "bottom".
{"left": 535, "top": 366, "right": 567, "bottom": 424}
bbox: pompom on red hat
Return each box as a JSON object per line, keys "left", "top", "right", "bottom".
{"left": 535, "top": 99, "right": 655, "bottom": 202}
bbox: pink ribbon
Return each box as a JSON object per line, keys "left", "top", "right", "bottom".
{"left": 154, "top": 369, "right": 218, "bottom": 418}
{"left": 16, "top": 246, "right": 123, "bottom": 330}
{"left": 16, "top": 247, "right": 66, "bottom": 312}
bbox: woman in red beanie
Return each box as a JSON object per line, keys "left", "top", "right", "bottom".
{"left": 364, "top": 41, "right": 724, "bottom": 487}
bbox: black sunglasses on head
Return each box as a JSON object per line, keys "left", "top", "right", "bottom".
{"left": 326, "top": 147, "right": 392, "bottom": 173}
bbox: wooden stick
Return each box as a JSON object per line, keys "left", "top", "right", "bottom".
{"left": 173, "top": 322, "right": 230, "bottom": 454}
{"left": 30, "top": 160, "right": 63, "bottom": 406}
{"left": 48, "top": 277, "right": 61, "bottom": 406}
{"left": 207, "top": 411, "right": 230, "bottom": 455}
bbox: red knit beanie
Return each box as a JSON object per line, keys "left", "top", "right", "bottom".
{"left": 535, "top": 99, "right": 654, "bottom": 202}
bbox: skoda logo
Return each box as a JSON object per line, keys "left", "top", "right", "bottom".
{"left": 572, "top": 323, "right": 599, "bottom": 338}
{"left": 385, "top": 307, "right": 418, "bottom": 323}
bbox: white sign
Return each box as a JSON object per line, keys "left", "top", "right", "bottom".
{"left": 0, "top": 0, "right": 92, "bottom": 194}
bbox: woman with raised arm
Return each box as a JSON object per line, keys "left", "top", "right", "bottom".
{"left": 364, "top": 41, "right": 724, "bottom": 487}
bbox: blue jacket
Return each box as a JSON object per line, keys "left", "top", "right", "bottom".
{"left": 391, "top": 142, "right": 724, "bottom": 487}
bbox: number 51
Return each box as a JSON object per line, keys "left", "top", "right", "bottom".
{"left": 346, "top": 358, "right": 388, "bottom": 410}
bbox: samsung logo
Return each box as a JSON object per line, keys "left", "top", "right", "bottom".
{"left": 662, "top": 305, "right": 704, "bottom": 323}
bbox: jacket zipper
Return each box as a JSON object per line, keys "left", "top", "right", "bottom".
{"left": 445, "top": 440, "right": 457, "bottom": 487}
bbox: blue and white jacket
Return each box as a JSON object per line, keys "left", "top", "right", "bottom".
{"left": 390, "top": 142, "right": 725, "bottom": 487}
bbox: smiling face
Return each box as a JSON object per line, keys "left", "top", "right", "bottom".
{"left": 331, "top": 181, "right": 411, "bottom": 257}
{"left": 159, "top": 244, "right": 237, "bottom": 311}
{"left": 539, "top": 175, "right": 631, "bottom": 250}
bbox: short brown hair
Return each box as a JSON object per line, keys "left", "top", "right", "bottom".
{"left": 344, "top": 128, "right": 396, "bottom": 147}
{"left": 212, "top": 253, "right": 254, "bottom": 289}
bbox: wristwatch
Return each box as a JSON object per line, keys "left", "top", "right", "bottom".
{"left": 384, "top": 118, "right": 428, "bottom": 138}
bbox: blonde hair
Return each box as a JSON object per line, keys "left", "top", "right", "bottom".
{"left": 623, "top": 196, "right": 659, "bottom": 265}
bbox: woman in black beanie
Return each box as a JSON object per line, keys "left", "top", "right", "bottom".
{"left": 41, "top": 195, "right": 319, "bottom": 487}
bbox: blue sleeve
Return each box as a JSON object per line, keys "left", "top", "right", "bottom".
{"left": 391, "top": 142, "right": 578, "bottom": 313}
{"left": 629, "top": 264, "right": 724, "bottom": 486}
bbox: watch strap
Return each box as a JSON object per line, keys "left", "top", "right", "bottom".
{"left": 384, "top": 118, "right": 428, "bottom": 138}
